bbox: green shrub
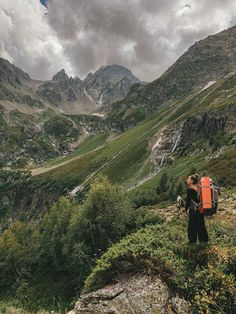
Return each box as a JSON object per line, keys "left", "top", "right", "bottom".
{"left": 70, "top": 176, "right": 132, "bottom": 255}
{"left": 0, "top": 177, "right": 137, "bottom": 311}
{"left": 84, "top": 216, "right": 236, "bottom": 312}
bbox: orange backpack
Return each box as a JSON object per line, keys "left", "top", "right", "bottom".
{"left": 198, "top": 177, "right": 218, "bottom": 216}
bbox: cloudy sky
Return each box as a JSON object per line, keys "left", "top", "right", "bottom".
{"left": 0, "top": 0, "right": 236, "bottom": 82}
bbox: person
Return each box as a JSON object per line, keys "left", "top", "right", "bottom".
{"left": 185, "top": 174, "right": 208, "bottom": 244}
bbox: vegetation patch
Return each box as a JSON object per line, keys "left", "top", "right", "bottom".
{"left": 85, "top": 215, "right": 236, "bottom": 313}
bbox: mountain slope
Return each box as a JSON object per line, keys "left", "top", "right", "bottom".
{"left": 6, "top": 73, "right": 234, "bottom": 213}
{"left": 1, "top": 25, "right": 236, "bottom": 212}
{"left": 36, "top": 74, "right": 236, "bottom": 185}
{"left": 0, "top": 107, "right": 109, "bottom": 167}
{"left": 83, "top": 64, "right": 141, "bottom": 105}
{"left": 108, "top": 25, "right": 236, "bottom": 128}
{"left": 0, "top": 59, "right": 142, "bottom": 165}
{"left": 0, "top": 58, "right": 141, "bottom": 115}
{"left": 0, "top": 58, "right": 30, "bottom": 86}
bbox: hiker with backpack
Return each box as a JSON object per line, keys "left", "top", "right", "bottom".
{"left": 185, "top": 174, "right": 209, "bottom": 244}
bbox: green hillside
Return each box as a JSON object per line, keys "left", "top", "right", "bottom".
{"left": 31, "top": 74, "right": 236, "bottom": 203}
{"left": 107, "top": 25, "right": 236, "bottom": 129}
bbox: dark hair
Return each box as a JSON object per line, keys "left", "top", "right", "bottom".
{"left": 190, "top": 173, "right": 200, "bottom": 185}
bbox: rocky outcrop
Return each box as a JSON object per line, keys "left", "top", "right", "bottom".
{"left": 151, "top": 104, "right": 236, "bottom": 170}
{"left": 0, "top": 57, "right": 141, "bottom": 115}
{"left": 52, "top": 69, "right": 70, "bottom": 82}
{"left": 37, "top": 70, "right": 83, "bottom": 105}
{"left": 70, "top": 275, "right": 191, "bottom": 314}
{"left": 83, "top": 65, "right": 141, "bottom": 106}
{"left": 0, "top": 57, "right": 30, "bottom": 86}
{"left": 35, "top": 65, "right": 141, "bottom": 112}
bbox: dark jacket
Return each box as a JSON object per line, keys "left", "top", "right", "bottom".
{"left": 185, "top": 187, "right": 208, "bottom": 243}
{"left": 185, "top": 188, "right": 199, "bottom": 211}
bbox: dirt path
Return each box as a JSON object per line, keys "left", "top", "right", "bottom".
{"left": 30, "top": 144, "right": 104, "bottom": 176}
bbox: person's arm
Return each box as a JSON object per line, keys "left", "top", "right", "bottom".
{"left": 185, "top": 189, "right": 191, "bottom": 211}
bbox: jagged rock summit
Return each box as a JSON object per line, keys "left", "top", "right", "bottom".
{"left": 0, "top": 57, "right": 30, "bottom": 86}
{"left": 0, "top": 59, "right": 141, "bottom": 114}
{"left": 52, "top": 69, "right": 70, "bottom": 82}
{"left": 83, "top": 64, "right": 141, "bottom": 105}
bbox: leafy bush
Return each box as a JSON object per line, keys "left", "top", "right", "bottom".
{"left": 71, "top": 176, "right": 132, "bottom": 254}
{"left": 0, "top": 176, "right": 155, "bottom": 311}
{"left": 84, "top": 216, "right": 236, "bottom": 313}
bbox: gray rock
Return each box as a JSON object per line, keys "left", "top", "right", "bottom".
{"left": 151, "top": 103, "right": 236, "bottom": 170}
{"left": 71, "top": 275, "right": 191, "bottom": 314}
{"left": 0, "top": 57, "right": 30, "bottom": 86}
{"left": 83, "top": 65, "right": 141, "bottom": 106}
{"left": 52, "top": 69, "right": 70, "bottom": 82}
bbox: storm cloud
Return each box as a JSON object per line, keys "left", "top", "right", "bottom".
{"left": 1, "top": 0, "right": 236, "bottom": 81}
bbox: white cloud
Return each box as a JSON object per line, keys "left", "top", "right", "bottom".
{"left": 0, "top": 0, "right": 236, "bottom": 81}
{"left": 0, "top": 0, "right": 71, "bottom": 80}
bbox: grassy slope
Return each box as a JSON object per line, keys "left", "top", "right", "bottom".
{"left": 33, "top": 75, "right": 236, "bottom": 193}
{"left": 44, "top": 132, "right": 110, "bottom": 167}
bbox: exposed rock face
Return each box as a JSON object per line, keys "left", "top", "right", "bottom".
{"left": 83, "top": 65, "right": 141, "bottom": 105}
{"left": 52, "top": 69, "right": 70, "bottom": 82}
{"left": 151, "top": 104, "right": 236, "bottom": 170}
{"left": 36, "top": 65, "right": 141, "bottom": 111}
{"left": 70, "top": 275, "right": 191, "bottom": 314}
{"left": 0, "top": 58, "right": 141, "bottom": 115}
{"left": 0, "top": 57, "right": 30, "bottom": 86}
{"left": 37, "top": 70, "right": 83, "bottom": 105}
{"left": 180, "top": 104, "right": 236, "bottom": 145}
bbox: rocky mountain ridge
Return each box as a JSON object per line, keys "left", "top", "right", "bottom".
{"left": 0, "top": 59, "right": 141, "bottom": 115}
{"left": 0, "top": 57, "right": 30, "bottom": 86}
{"left": 109, "top": 25, "right": 236, "bottom": 128}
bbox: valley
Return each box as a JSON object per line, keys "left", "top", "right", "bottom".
{"left": 0, "top": 24, "right": 236, "bottom": 314}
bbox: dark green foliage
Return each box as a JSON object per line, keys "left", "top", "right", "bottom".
{"left": 128, "top": 206, "right": 165, "bottom": 230}
{"left": 71, "top": 176, "right": 131, "bottom": 254}
{"left": 44, "top": 115, "right": 80, "bottom": 141}
{"left": 0, "top": 177, "right": 159, "bottom": 311}
{"left": 132, "top": 173, "right": 187, "bottom": 207}
{"left": 208, "top": 132, "right": 232, "bottom": 150}
{"left": 0, "top": 173, "right": 235, "bottom": 313}
{"left": 188, "top": 165, "right": 197, "bottom": 176}
{"left": 0, "top": 170, "right": 31, "bottom": 220}
{"left": 84, "top": 216, "right": 236, "bottom": 313}
{"left": 131, "top": 190, "right": 159, "bottom": 208}
{"left": 157, "top": 173, "right": 169, "bottom": 193}
{"left": 175, "top": 181, "right": 185, "bottom": 197}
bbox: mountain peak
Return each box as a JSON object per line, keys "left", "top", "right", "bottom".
{"left": 82, "top": 64, "right": 141, "bottom": 105}
{"left": 0, "top": 57, "right": 30, "bottom": 86}
{"left": 52, "top": 69, "right": 69, "bottom": 82}
{"left": 96, "top": 64, "right": 138, "bottom": 78}
{"left": 89, "top": 64, "right": 141, "bottom": 86}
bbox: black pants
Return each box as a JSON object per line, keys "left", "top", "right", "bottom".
{"left": 188, "top": 209, "right": 208, "bottom": 243}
